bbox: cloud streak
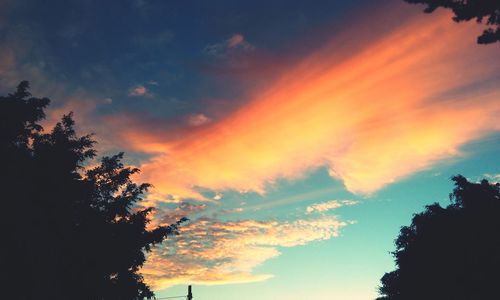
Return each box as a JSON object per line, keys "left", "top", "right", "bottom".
{"left": 306, "top": 200, "right": 358, "bottom": 214}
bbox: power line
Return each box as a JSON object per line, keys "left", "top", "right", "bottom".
{"left": 155, "top": 296, "right": 186, "bottom": 299}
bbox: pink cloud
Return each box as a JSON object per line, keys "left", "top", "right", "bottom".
{"left": 129, "top": 85, "right": 148, "bottom": 97}
{"left": 227, "top": 34, "right": 245, "bottom": 48}
{"left": 187, "top": 113, "right": 211, "bottom": 126}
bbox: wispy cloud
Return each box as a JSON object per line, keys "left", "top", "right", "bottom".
{"left": 204, "top": 33, "right": 254, "bottom": 57}
{"left": 306, "top": 200, "right": 358, "bottom": 214}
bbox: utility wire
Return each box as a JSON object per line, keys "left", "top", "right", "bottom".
{"left": 155, "top": 296, "right": 186, "bottom": 299}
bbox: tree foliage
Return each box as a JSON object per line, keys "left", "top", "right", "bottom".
{"left": 377, "top": 175, "right": 500, "bottom": 300}
{"left": 1, "top": 81, "right": 186, "bottom": 299}
{"left": 404, "top": 0, "right": 500, "bottom": 44}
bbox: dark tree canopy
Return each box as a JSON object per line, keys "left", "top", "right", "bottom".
{"left": 404, "top": 0, "right": 500, "bottom": 44}
{"left": 1, "top": 81, "right": 186, "bottom": 299}
{"left": 377, "top": 175, "right": 500, "bottom": 300}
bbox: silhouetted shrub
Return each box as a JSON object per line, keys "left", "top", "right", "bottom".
{"left": 377, "top": 175, "right": 500, "bottom": 299}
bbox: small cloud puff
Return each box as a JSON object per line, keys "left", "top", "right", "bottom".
{"left": 204, "top": 33, "right": 254, "bottom": 57}
{"left": 128, "top": 85, "right": 149, "bottom": 97}
{"left": 188, "top": 113, "right": 211, "bottom": 126}
{"left": 227, "top": 34, "right": 245, "bottom": 48}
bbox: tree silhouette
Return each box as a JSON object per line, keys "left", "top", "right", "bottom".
{"left": 1, "top": 81, "right": 186, "bottom": 299}
{"left": 404, "top": 0, "right": 500, "bottom": 44}
{"left": 377, "top": 175, "right": 500, "bottom": 300}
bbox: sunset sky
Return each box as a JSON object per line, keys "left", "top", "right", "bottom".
{"left": 1, "top": 0, "right": 499, "bottom": 299}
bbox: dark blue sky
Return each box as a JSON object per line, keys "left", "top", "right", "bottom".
{"left": 1, "top": 0, "right": 374, "bottom": 119}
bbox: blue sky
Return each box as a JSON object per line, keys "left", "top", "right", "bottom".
{"left": 1, "top": 1, "right": 499, "bottom": 299}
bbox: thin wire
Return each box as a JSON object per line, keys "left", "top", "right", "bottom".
{"left": 155, "top": 296, "right": 186, "bottom": 299}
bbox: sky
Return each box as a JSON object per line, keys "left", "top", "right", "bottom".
{"left": 1, "top": 0, "right": 499, "bottom": 299}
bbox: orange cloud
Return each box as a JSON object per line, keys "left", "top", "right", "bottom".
{"left": 124, "top": 7, "right": 500, "bottom": 201}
